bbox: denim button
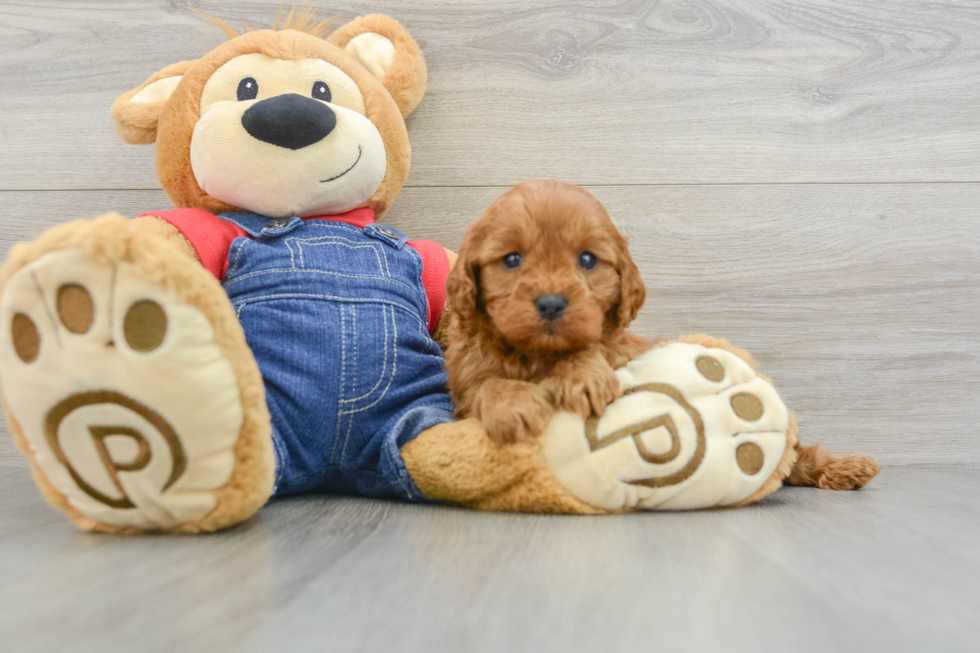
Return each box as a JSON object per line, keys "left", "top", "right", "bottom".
{"left": 365, "top": 224, "right": 407, "bottom": 249}
{"left": 261, "top": 217, "right": 304, "bottom": 237}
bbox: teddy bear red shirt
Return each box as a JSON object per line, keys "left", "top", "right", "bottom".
{"left": 139, "top": 208, "right": 449, "bottom": 334}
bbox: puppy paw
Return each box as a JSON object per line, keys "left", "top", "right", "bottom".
{"left": 543, "top": 365, "right": 621, "bottom": 418}
{"left": 816, "top": 454, "right": 880, "bottom": 490}
{"left": 476, "top": 381, "right": 555, "bottom": 446}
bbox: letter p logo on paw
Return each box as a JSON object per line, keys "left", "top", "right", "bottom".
{"left": 44, "top": 391, "right": 186, "bottom": 510}
{"left": 543, "top": 343, "right": 790, "bottom": 511}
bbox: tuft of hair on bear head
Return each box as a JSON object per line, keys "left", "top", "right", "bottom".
{"left": 192, "top": 6, "right": 334, "bottom": 41}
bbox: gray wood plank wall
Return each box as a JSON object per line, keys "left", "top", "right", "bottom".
{"left": 0, "top": 0, "right": 977, "bottom": 468}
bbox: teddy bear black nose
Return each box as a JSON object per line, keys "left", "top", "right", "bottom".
{"left": 535, "top": 294, "right": 568, "bottom": 321}
{"left": 241, "top": 93, "right": 336, "bottom": 150}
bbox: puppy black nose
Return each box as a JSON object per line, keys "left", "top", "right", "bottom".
{"left": 241, "top": 93, "right": 336, "bottom": 150}
{"left": 535, "top": 294, "right": 568, "bottom": 321}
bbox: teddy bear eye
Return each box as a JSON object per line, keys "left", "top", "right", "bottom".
{"left": 578, "top": 251, "right": 598, "bottom": 270}
{"left": 237, "top": 77, "right": 258, "bottom": 101}
{"left": 311, "top": 81, "right": 332, "bottom": 102}
{"left": 502, "top": 252, "right": 523, "bottom": 269}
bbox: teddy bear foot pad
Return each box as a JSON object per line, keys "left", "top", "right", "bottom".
{"left": 543, "top": 343, "right": 793, "bottom": 510}
{"left": 0, "top": 222, "right": 273, "bottom": 532}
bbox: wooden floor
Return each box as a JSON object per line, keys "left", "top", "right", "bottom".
{"left": 1, "top": 464, "right": 978, "bottom": 652}
{"left": 0, "top": 0, "right": 978, "bottom": 650}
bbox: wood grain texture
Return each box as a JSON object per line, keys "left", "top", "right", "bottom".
{"left": 0, "top": 465, "right": 977, "bottom": 653}
{"left": 0, "top": 2, "right": 977, "bottom": 648}
{"left": 0, "top": 184, "right": 977, "bottom": 467}
{"left": 1, "top": 1, "right": 980, "bottom": 190}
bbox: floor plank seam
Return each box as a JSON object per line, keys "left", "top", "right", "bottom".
{"left": 4, "top": 180, "right": 980, "bottom": 193}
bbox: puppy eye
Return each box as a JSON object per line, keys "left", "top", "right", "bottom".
{"left": 237, "top": 77, "right": 258, "bottom": 101}
{"left": 578, "top": 251, "right": 598, "bottom": 270}
{"left": 502, "top": 252, "right": 523, "bottom": 269}
{"left": 312, "top": 81, "right": 332, "bottom": 102}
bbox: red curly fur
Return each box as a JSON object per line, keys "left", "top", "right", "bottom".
{"left": 787, "top": 442, "right": 880, "bottom": 490}
{"left": 445, "top": 181, "right": 659, "bottom": 445}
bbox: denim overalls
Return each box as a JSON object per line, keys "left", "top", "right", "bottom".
{"left": 217, "top": 212, "right": 455, "bottom": 501}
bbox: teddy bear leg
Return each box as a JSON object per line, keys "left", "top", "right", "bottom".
{"left": 404, "top": 338, "right": 802, "bottom": 514}
{"left": 404, "top": 336, "right": 872, "bottom": 513}
{"left": 400, "top": 419, "right": 604, "bottom": 514}
{"left": 0, "top": 214, "right": 275, "bottom": 533}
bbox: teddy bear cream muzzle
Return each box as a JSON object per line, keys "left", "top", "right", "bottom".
{"left": 191, "top": 96, "right": 387, "bottom": 219}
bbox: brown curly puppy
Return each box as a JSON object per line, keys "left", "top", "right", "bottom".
{"left": 445, "top": 181, "right": 658, "bottom": 445}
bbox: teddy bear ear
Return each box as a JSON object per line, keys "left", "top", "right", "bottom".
{"left": 109, "top": 59, "right": 198, "bottom": 144}
{"left": 328, "top": 14, "right": 427, "bottom": 118}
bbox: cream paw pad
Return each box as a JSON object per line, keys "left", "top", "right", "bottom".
{"left": 543, "top": 342, "right": 791, "bottom": 510}
{"left": 0, "top": 248, "right": 245, "bottom": 529}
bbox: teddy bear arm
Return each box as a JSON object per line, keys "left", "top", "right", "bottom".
{"left": 131, "top": 216, "right": 200, "bottom": 263}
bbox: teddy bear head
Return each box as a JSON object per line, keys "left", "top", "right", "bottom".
{"left": 110, "top": 12, "right": 426, "bottom": 219}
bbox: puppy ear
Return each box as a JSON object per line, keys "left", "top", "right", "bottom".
{"left": 446, "top": 259, "right": 482, "bottom": 319}
{"left": 614, "top": 235, "right": 646, "bottom": 328}
{"left": 446, "top": 236, "right": 483, "bottom": 327}
{"left": 328, "top": 14, "right": 427, "bottom": 118}
{"left": 110, "top": 60, "right": 197, "bottom": 144}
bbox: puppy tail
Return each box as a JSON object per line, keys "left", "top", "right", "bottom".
{"left": 785, "top": 442, "right": 880, "bottom": 490}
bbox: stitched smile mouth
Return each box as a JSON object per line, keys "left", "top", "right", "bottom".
{"left": 320, "top": 146, "right": 362, "bottom": 183}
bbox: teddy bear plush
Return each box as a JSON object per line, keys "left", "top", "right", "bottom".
{"left": 0, "top": 12, "right": 876, "bottom": 533}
